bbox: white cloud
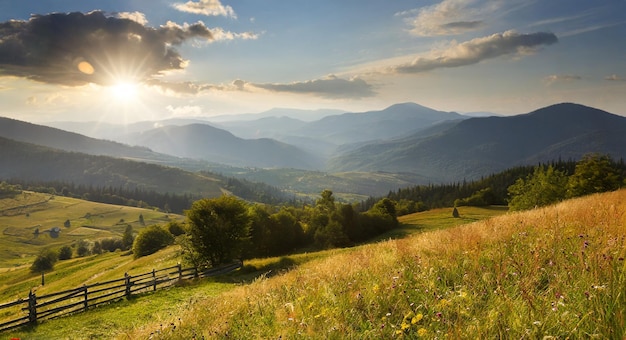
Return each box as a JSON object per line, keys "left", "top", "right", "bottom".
{"left": 543, "top": 74, "right": 582, "bottom": 85}
{"left": 172, "top": 0, "right": 237, "bottom": 18}
{"left": 390, "top": 30, "right": 558, "bottom": 74}
{"left": 606, "top": 74, "right": 626, "bottom": 81}
{"left": 404, "top": 0, "right": 500, "bottom": 36}
{"left": 166, "top": 105, "right": 204, "bottom": 117}
{"left": 209, "top": 27, "right": 260, "bottom": 41}
{"left": 116, "top": 11, "right": 148, "bottom": 25}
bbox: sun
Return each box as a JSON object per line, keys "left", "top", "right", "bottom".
{"left": 109, "top": 81, "right": 139, "bottom": 102}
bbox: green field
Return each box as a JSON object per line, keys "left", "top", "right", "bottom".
{"left": 0, "top": 192, "right": 184, "bottom": 268}
{"left": 3, "top": 191, "right": 626, "bottom": 338}
{"left": 1, "top": 201, "right": 509, "bottom": 339}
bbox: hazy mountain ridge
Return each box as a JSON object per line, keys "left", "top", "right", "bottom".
{"left": 0, "top": 117, "right": 181, "bottom": 163}
{"left": 125, "top": 123, "right": 323, "bottom": 170}
{"left": 0, "top": 136, "right": 224, "bottom": 197}
{"left": 328, "top": 103, "right": 626, "bottom": 182}
{"left": 2, "top": 102, "right": 624, "bottom": 199}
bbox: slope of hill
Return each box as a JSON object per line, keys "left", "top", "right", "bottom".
{"left": 0, "top": 136, "right": 225, "bottom": 197}
{"left": 12, "top": 190, "right": 624, "bottom": 338}
{"left": 125, "top": 123, "right": 323, "bottom": 169}
{"left": 0, "top": 117, "right": 179, "bottom": 163}
{"left": 328, "top": 103, "right": 626, "bottom": 182}
{"left": 0, "top": 192, "right": 183, "bottom": 268}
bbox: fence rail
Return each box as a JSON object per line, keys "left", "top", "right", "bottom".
{"left": 0, "top": 261, "right": 241, "bottom": 332}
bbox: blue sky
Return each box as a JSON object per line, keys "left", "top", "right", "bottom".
{"left": 0, "top": 0, "right": 624, "bottom": 123}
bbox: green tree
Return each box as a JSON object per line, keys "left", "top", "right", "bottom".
{"left": 76, "top": 239, "right": 91, "bottom": 257}
{"left": 167, "top": 220, "right": 186, "bottom": 236}
{"left": 31, "top": 248, "right": 58, "bottom": 273}
{"left": 176, "top": 233, "right": 203, "bottom": 269}
{"left": 268, "top": 208, "right": 305, "bottom": 254}
{"left": 507, "top": 165, "right": 568, "bottom": 211}
{"left": 92, "top": 241, "right": 103, "bottom": 255}
{"left": 316, "top": 189, "right": 336, "bottom": 213}
{"left": 567, "top": 154, "right": 622, "bottom": 198}
{"left": 58, "top": 245, "right": 73, "bottom": 260}
{"left": 371, "top": 198, "right": 399, "bottom": 230}
{"left": 246, "top": 205, "right": 273, "bottom": 258}
{"left": 132, "top": 225, "right": 174, "bottom": 258}
{"left": 122, "top": 225, "right": 134, "bottom": 250}
{"left": 186, "top": 195, "right": 251, "bottom": 266}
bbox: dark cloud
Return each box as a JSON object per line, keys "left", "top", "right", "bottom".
{"left": 392, "top": 31, "right": 558, "bottom": 74}
{"left": 440, "top": 20, "right": 484, "bottom": 30}
{"left": 250, "top": 75, "right": 376, "bottom": 99}
{"left": 0, "top": 11, "right": 215, "bottom": 86}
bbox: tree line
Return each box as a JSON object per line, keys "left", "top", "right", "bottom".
{"left": 507, "top": 154, "right": 626, "bottom": 211}
{"left": 31, "top": 190, "right": 398, "bottom": 272}
{"left": 176, "top": 190, "right": 399, "bottom": 267}
{"left": 365, "top": 155, "right": 625, "bottom": 214}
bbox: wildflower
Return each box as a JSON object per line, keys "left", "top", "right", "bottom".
{"left": 417, "top": 328, "right": 428, "bottom": 337}
{"left": 401, "top": 322, "right": 410, "bottom": 331}
{"left": 412, "top": 313, "right": 423, "bottom": 324}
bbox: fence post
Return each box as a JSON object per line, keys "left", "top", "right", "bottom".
{"left": 125, "top": 273, "right": 131, "bottom": 298}
{"left": 83, "top": 285, "right": 88, "bottom": 311}
{"left": 152, "top": 269, "right": 157, "bottom": 291}
{"left": 177, "top": 263, "right": 182, "bottom": 281}
{"left": 28, "top": 290, "right": 37, "bottom": 325}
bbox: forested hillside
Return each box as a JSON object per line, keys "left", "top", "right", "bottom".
{"left": 329, "top": 103, "right": 626, "bottom": 182}
{"left": 0, "top": 137, "right": 289, "bottom": 212}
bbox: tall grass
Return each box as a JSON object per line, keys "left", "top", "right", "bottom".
{"left": 126, "top": 190, "right": 626, "bottom": 339}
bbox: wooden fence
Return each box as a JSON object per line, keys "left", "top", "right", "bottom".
{"left": 0, "top": 261, "right": 241, "bottom": 333}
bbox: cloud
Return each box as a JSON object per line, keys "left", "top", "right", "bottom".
{"left": 116, "top": 11, "right": 149, "bottom": 25}
{"left": 0, "top": 11, "right": 224, "bottom": 86}
{"left": 146, "top": 78, "right": 249, "bottom": 95}
{"left": 404, "top": 0, "right": 497, "bottom": 36}
{"left": 247, "top": 75, "right": 376, "bottom": 99}
{"left": 606, "top": 74, "right": 626, "bottom": 81}
{"left": 390, "top": 30, "right": 558, "bottom": 74}
{"left": 172, "top": 0, "right": 237, "bottom": 18}
{"left": 147, "top": 75, "right": 375, "bottom": 99}
{"left": 209, "top": 27, "right": 260, "bottom": 41}
{"left": 544, "top": 74, "right": 582, "bottom": 85}
{"left": 166, "top": 104, "right": 204, "bottom": 117}
{"left": 0, "top": 11, "right": 256, "bottom": 87}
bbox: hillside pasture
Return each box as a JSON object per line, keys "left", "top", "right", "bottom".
{"left": 118, "top": 189, "right": 625, "bottom": 339}
{"left": 0, "top": 192, "right": 184, "bottom": 268}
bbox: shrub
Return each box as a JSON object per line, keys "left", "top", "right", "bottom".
{"left": 132, "top": 225, "right": 174, "bottom": 258}
{"left": 58, "top": 245, "right": 73, "bottom": 260}
{"left": 167, "top": 220, "right": 186, "bottom": 236}
{"left": 31, "top": 248, "right": 58, "bottom": 273}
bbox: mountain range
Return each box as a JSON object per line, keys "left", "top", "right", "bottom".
{"left": 328, "top": 103, "right": 626, "bottom": 182}
{"left": 1, "top": 102, "right": 625, "bottom": 199}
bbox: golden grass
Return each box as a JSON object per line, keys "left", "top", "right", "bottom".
{"left": 122, "top": 190, "right": 626, "bottom": 339}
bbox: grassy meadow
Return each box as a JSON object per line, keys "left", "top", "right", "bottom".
{"left": 119, "top": 190, "right": 624, "bottom": 339}
{"left": 0, "top": 192, "right": 184, "bottom": 268}
{"left": 3, "top": 190, "right": 626, "bottom": 338}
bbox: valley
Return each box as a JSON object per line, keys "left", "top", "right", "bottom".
{"left": 2, "top": 102, "right": 625, "bottom": 202}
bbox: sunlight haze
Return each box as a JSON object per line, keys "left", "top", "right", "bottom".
{"left": 0, "top": 0, "right": 624, "bottom": 123}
